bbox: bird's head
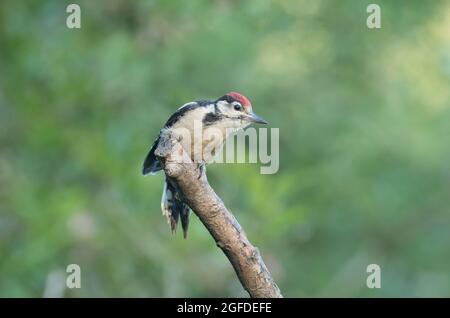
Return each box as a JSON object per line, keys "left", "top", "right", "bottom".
{"left": 214, "top": 92, "right": 268, "bottom": 128}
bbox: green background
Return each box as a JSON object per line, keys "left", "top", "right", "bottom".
{"left": 1, "top": 0, "right": 450, "bottom": 297}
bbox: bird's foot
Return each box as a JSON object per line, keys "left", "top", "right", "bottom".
{"left": 197, "top": 161, "right": 206, "bottom": 179}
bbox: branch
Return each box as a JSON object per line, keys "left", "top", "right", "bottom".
{"left": 154, "top": 132, "right": 283, "bottom": 298}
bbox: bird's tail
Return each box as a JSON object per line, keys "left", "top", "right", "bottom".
{"left": 161, "top": 178, "right": 191, "bottom": 238}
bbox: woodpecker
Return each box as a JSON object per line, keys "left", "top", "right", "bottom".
{"left": 142, "top": 92, "right": 267, "bottom": 238}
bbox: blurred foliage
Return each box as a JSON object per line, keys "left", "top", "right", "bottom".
{"left": 1, "top": 0, "right": 450, "bottom": 297}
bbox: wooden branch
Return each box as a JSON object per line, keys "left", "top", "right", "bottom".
{"left": 154, "top": 132, "right": 282, "bottom": 298}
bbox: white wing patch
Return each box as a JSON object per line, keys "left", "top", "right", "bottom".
{"left": 177, "top": 102, "right": 196, "bottom": 110}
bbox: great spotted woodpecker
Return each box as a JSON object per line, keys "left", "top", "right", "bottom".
{"left": 142, "top": 92, "right": 267, "bottom": 238}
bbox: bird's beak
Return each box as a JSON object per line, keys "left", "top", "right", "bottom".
{"left": 246, "top": 111, "right": 268, "bottom": 124}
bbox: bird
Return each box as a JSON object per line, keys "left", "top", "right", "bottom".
{"left": 142, "top": 92, "right": 268, "bottom": 238}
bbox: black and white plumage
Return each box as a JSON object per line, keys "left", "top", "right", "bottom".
{"left": 142, "top": 92, "right": 267, "bottom": 238}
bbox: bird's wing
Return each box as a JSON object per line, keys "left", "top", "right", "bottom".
{"left": 142, "top": 134, "right": 162, "bottom": 175}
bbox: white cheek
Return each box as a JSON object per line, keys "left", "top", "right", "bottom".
{"left": 216, "top": 102, "right": 228, "bottom": 113}
{"left": 227, "top": 119, "right": 250, "bottom": 132}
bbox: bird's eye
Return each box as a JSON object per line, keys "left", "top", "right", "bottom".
{"left": 233, "top": 104, "right": 242, "bottom": 111}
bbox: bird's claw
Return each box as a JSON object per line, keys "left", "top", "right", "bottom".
{"left": 197, "top": 162, "right": 205, "bottom": 179}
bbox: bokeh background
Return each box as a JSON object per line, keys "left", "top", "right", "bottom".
{"left": 1, "top": 0, "right": 450, "bottom": 297}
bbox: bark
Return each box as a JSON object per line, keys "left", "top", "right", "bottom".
{"left": 154, "top": 132, "right": 282, "bottom": 298}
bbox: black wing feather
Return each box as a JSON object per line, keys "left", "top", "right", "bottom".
{"left": 142, "top": 135, "right": 162, "bottom": 175}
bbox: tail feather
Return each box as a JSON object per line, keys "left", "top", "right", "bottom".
{"left": 161, "top": 179, "right": 191, "bottom": 238}
{"left": 179, "top": 205, "right": 190, "bottom": 239}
